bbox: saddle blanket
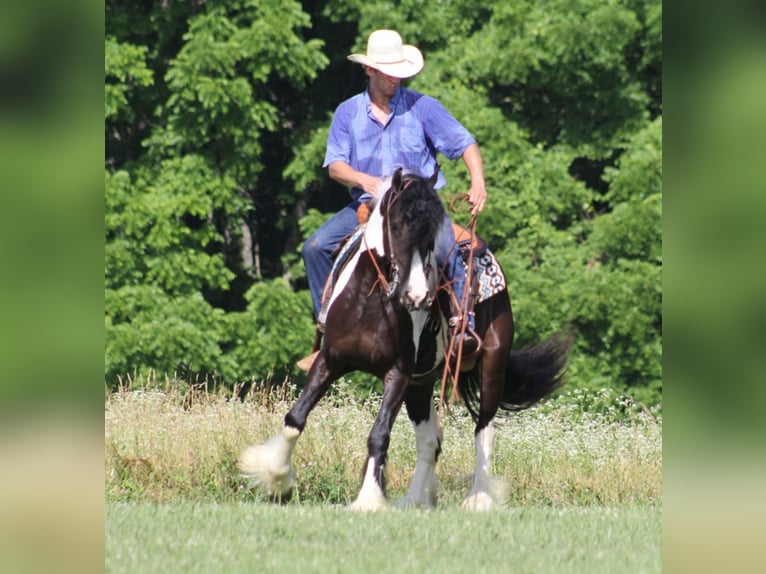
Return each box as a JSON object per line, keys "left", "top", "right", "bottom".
{"left": 467, "top": 248, "right": 506, "bottom": 304}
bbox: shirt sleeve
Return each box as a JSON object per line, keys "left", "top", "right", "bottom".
{"left": 421, "top": 96, "right": 476, "bottom": 160}
{"left": 323, "top": 103, "right": 352, "bottom": 168}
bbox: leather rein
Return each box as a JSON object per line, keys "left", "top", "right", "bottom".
{"left": 363, "top": 176, "right": 418, "bottom": 299}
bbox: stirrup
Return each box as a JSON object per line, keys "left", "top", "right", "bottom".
{"left": 447, "top": 314, "right": 481, "bottom": 372}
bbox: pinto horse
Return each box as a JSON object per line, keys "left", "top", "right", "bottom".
{"left": 238, "top": 168, "right": 571, "bottom": 510}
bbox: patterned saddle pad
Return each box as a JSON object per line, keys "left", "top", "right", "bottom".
{"left": 467, "top": 248, "right": 506, "bottom": 303}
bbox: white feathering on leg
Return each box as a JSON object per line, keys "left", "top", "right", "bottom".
{"left": 238, "top": 426, "right": 300, "bottom": 497}
{"left": 461, "top": 423, "right": 508, "bottom": 510}
{"left": 349, "top": 457, "right": 389, "bottom": 512}
{"left": 395, "top": 404, "right": 441, "bottom": 509}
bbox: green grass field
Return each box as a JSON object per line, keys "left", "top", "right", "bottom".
{"left": 105, "top": 381, "right": 662, "bottom": 572}
{"left": 106, "top": 502, "right": 661, "bottom": 573}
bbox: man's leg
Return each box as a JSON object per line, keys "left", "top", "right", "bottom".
{"left": 301, "top": 202, "right": 361, "bottom": 320}
{"left": 435, "top": 216, "right": 475, "bottom": 327}
{"left": 298, "top": 202, "right": 361, "bottom": 372}
{"left": 435, "top": 216, "right": 478, "bottom": 362}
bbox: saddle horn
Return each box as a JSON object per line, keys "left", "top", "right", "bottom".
{"left": 428, "top": 163, "right": 440, "bottom": 188}
{"left": 391, "top": 167, "right": 403, "bottom": 191}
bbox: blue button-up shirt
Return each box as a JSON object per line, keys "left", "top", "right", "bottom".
{"left": 323, "top": 87, "right": 476, "bottom": 201}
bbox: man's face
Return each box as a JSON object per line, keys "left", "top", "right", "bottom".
{"left": 367, "top": 67, "right": 401, "bottom": 97}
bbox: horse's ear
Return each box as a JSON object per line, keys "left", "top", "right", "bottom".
{"left": 392, "top": 167, "right": 403, "bottom": 190}
{"left": 429, "top": 164, "right": 440, "bottom": 188}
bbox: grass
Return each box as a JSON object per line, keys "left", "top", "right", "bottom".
{"left": 106, "top": 502, "right": 661, "bottom": 573}
{"left": 105, "top": 380, "right": 661, "bottom": 572}
{"left": 105, "top": 379, "right": 661, "bottom": 506}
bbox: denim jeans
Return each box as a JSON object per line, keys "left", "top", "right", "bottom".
{"left": 301, "top": 201, "right": 466, "bottom": 321}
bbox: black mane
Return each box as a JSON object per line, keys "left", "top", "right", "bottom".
{"left": 388, "top": 172, "right": 446, "bottom": 252}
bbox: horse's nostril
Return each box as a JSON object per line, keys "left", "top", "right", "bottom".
{"left": 406, "top": 291, "right": 430, "bottom": 310}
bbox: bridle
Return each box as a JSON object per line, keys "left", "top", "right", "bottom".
{"left": 364, "top": 175, "right": 420, "bottom": 300}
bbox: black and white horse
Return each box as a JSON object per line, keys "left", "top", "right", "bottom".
{"left": 238, "top": 168, "right": 570, "bottom": 510}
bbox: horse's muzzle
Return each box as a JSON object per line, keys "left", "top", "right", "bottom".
{"left": 402, "top": 289, "right": 433, "bottom": 311}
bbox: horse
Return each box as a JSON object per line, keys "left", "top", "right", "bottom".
{"left": 238, "top": 167, "right": 572, "bottom": 510}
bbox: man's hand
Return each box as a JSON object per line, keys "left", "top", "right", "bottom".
{"left": 467, "top": 180, "right": 487, "bottom": 214}
{"left": 328, "top": 161, "right": 383, "bottom": 197}
{"left": 461, "top": 143, "right": 487, "bottom": 215}
{"left": 359, "top": 173, "right": 384, "bottom": 197}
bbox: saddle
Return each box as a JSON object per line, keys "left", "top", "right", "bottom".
{"left": 451, "top": 222, "right": 488, "bottom": 258}
{"left": 297, "top": 211, "right": 502, "bottom": 373}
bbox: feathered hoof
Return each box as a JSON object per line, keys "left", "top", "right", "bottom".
{"left": 237, "top": 441, "right": 297, "bottom": 499}
{"left": 461, "top": 491, "right": 496, "bottom": 511}
{"left": 348, "top": 494, "right": 390, "bottom": 512}
{"left": 392, "top": 495, "right": 436, "bottom": 510}
{"left": 393, "top": 476, "right": 439, "bottom": 509}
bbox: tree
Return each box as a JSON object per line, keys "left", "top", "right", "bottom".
{"left": 105, "top": 0, "right": 327, "bottom": 384}
{"left": 105, "top": 0, "right": 662, "bottom": 406}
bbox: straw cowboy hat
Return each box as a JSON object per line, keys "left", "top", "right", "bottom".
{"left": 347, "top": 30, "right": 424, "bottom": 79}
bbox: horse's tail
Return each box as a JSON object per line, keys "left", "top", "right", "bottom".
{"left": 458, "top": 331, "right": 573, "bottom": 420}
{"left": 500, "top": 332, "right": 573, "bottom": 411}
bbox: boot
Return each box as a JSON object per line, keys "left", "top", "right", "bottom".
{"left": 296, "top": 350, "right": 319, "bottom": 372}
{"left": 448, "top": 312, "right": 480, "bottom": 370}
{"left": 296, "top": 325, "right": 323, "bottom": 372}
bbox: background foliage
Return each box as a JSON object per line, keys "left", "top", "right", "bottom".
{"left": 105, "top": 0, "right": 662, "bottom": 406}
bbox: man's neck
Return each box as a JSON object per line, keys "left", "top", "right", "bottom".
{"left": 369, "top": 94, "right": 390, "bottom": 112}
{"left": 368, "top": 85, "right": 397, "bottom": 110}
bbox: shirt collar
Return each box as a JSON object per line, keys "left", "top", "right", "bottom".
{"left": 364, "top": 86, "right": 402, "bottom": 112}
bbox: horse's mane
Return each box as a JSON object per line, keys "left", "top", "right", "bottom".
{"left": 369, "top": 171, "right": 444, "bottom": 240}
{"left": 390, "top": 172, "right": 445, "bottom": 250}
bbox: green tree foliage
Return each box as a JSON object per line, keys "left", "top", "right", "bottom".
{"left": 106, "top": 0, "right": 327, "bottom": 384}
{"left": 105, "top": 0, "right": 662, "bottom": 406}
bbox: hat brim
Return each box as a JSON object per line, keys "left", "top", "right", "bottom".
{"left": 347, "top": 45, "right": 424, "bottom": 79}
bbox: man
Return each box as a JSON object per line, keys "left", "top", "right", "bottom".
{"left": 298, "top": 29, "right": 487, "bottom": 371}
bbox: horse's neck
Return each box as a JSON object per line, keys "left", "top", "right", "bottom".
{"left": 363, "top": 193, "right": 389, "bottom": 256}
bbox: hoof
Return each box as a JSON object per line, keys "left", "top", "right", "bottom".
{"left": 238, "top": 431, "right": 298, "bottom": 498}
{"left": 461, "top": 491, "right": 495, "bottom": 511}
{"left": 392, "top": 495, "right": 436, "bottom": 510}
{"left": 349, "top": 495, "right": 389, "bottom": 512}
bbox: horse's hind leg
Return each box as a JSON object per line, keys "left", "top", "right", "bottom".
{"left": 238, "top": 356, "right": 336, "bottom": 500}
{"left": 350, "top": 366, "right": 410, "bottom": 512}
{"left": 462, "top": 350, "right": 508, "bottom": 510}
{"left": 394, "top": 382, "right": 441, "bottom": 509}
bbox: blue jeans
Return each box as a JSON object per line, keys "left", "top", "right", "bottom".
{"left": 301, "top": 201, "right": 466, "bottom": 321}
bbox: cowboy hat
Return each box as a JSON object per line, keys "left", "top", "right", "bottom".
{"left": 347, "top": 29, "right": 424, "bottom": 79}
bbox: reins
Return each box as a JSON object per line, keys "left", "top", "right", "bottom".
{"left": 359, "top": 179, "right": 480, "bottom": 420}
{"left": 364, "top": 176, "right": 416, "bottom": 298}
{"left": 438, "top": 193, "right": 482, "bottom": 419}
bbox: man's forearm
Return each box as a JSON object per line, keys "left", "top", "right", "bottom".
{"left": 328, "top": 161, "right": 383, "bottom": 196}
{"left": 328, "top": 161, "right": 363, "bottom": 188}
{"left": 462, "top": 143, "right": 484, "bottom": 184}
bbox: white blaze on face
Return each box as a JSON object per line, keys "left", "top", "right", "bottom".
{"left": 404, "top": 250, "right": 429, "bottom": 308}
{"left": 407, "top": 249, "right": 438, "bottom": 357}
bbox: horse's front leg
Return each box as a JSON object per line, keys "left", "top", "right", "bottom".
{"left": 238, "top": 355, "right": 336, "bottom": 500}
{"left": 350, "top": 365, "right": 410, "bottom": 511}
{"left": 394, "top": 382, "right": 441, "bottom": 509}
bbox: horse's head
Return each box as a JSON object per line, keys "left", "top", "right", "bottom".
{"left": 370, "top": 167, "right": 445, "bottom": 310}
